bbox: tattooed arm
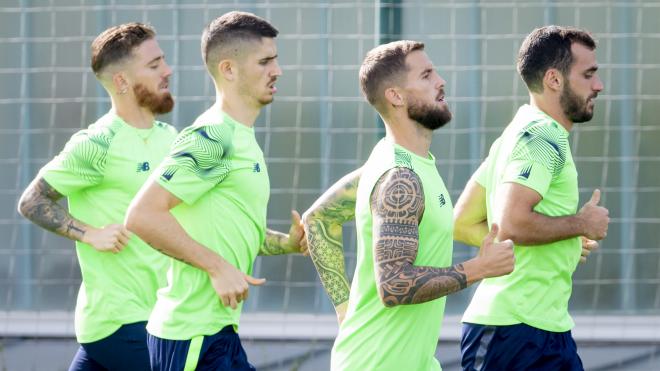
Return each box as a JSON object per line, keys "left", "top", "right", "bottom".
{"left": 259, "top": 211, "right": 307, "bottom": 256}
{"left": 303, "top": 168, "right": 361, "bottom": 320}
{"left": 372, "top": 168, "right": 515, "bottom": 307}
{"left": 17, "top": 176, "right": 130, "bottom": 253}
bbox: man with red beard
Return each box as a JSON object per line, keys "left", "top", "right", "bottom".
{"left": 454, "top": 26, "right": 609, "bottom": 370}
{"left": 17, "top": 23, "right": 176, "bottom": 370}
{"left": 126, "top": 12, "right": 306, "bottom": 370}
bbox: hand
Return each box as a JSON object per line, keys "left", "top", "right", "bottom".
{"left": 83, "top": 224, "right": 131, "bottom": 253}
{"left": 208, "top": 261, "right": 266, "bottom": 310}
{"left": 478, "top": 223, "right": 515, "bottom": 278}
{"left": 577, "top": 189, "right": 610, "bottom": 240}
{"left": 580, "top": 236, "right": 599, "bottom": 264}
{"left": 335, "top": 301, "right": 348, "bottom": 326}
{"left": 287, "top": 210, "right": 308, "bottom": 255}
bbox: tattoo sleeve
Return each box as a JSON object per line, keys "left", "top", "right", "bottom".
{"left": 371, "top": 168, "right": 468, "bottom": 307}
{"left": 259, "top": 229, "right": 294, "bottom": 256}
{"left": 17, "top": 176, "right": 89, "bottom": 242}
{"left": 303, "top": 169, "right": 361, "bottom": 306}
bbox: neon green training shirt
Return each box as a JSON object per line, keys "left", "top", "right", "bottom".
{"left": 146, "top": 107, "right": 270, "bottom": 340}
{"left": 462, "top": 104, "right": 581, "bottom": 332}
{"left": 331, "top": 138, "right": 454, "bottom": 371}
{"left": 40, "top": 111, "right": 177, "bottom": 343}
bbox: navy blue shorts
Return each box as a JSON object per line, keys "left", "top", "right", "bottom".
{"left": 147, "top": 325, "right": 255, "bottom": 371}
{"left": 68, "top": 321, "right": 150, "bottom": 371}
{"left": 461, "top": 322, "right": 584, "bottom": 371}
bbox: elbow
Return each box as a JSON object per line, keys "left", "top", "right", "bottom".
{"left": 301, "top": 209, "right": 313, "bottom": 228}
{"left": 302, "top": 207, "right": 321, "bottom": 229}
{"left": 16, "top": 190, "right": 32, "bottom": 219}
{"left": 17, "top": 196, "right": 27, "bottom": 219}
{"left": 498, "top": 219, "right": 524, "bottom": 244}
{"left": 382, "top": 299, "right": 398, "bottom": 308}
{"left": 124, "top": 204, "right": 146, "bottom": 236}
{"left": 379, "top": 292, "right": 398, "bottom": 308}
{"left": 377, "top": 284, "right": 400, "bottom": 308}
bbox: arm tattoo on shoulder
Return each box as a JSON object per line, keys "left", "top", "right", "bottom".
{"left": 17, "top": 177, "right": 88, "bottom": 242}
{"left": 305, "top": 171, "right": 359, "bottom": 306}
{"left": 371, "top": 167, "right": 467, "bottom": 307}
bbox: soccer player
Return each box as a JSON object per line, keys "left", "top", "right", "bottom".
{"left": 302, "top": 40, "right": 515, "bottom": 370}
{"left": 453, "top": 26, "right": 610, "bottom": 370}
{"left": 17, "top": 23, "right": 176, "bottom": 370}
{"left": 124, "top": 11, "right": 306, "bottom": 370}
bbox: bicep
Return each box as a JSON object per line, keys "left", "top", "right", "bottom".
{"left": 496, "top": 182, "right": 542, "bottom": 238}
{"left": 370, "top": 168, "right": 424, "bottom": 284}
{"left": 130, "top": 180, "right": 182, "bottom": 215}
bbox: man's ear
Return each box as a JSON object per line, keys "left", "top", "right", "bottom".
{"left": 217, "top": 59, "right": 236, "bottom": 81}
{"left": 384, "top": 87, "right": 405, "bottom": 107}
{"left": 543, "top": 68, "right": 564, "bottom": 93}
{"left": 112, "top": 71, "right": 129, "bottom": 95}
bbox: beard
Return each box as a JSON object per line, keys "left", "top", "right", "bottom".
{"left": 133, "top": 83, "right": 174, "bottom": 115}
{"left": 560, "top": 82, "right": 596, "bottom": 123}
{"left": 407, "top": 98, "right": 452, "bottom": 130}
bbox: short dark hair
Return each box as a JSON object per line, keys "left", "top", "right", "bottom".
{"left": 201, "top": 11, "right": 278, "bottom": 76}
{"left": 91, "top": 22, "right": 156, "bottom": 75}
{"left": 359, "top": 40, "right": 425, "bottom": 109}
{"left": 517, "top": 25, "right": 596, "bottom": 93}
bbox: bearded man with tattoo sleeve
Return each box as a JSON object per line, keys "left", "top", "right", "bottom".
{"left": 303, "top": 40, "right": 515, "bottom": 371}
{"left": 17, "top": 23, "right": 176, "bottom": 371}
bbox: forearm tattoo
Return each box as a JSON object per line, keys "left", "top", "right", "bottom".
{"left": 307, "top": 219, "right": 351, "bottom": 305}
{"left": 304, "top": 172, "right": 359, "bottom": 306}
{"left": 259, "top": 229, "right": 292, "bottom": 256}
{"left": 17, "top": 177, "right": 88, "bottom": 242}
{"left": 371, "top": 167, "right": 467, "bottom": 307}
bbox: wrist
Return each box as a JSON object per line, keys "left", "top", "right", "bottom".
{"left": 463, "top": 258, "right": 486, "bottom": 283}
{"left": 79, "top": 226, "right": 96, "bottom": 245}
{"left": 203, "top": 253, "right": 227, "bottom": 276}
{"left": 572, "top": 213, "right": 587, "bottom": 237}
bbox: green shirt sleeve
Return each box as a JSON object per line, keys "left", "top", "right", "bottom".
{"left": 156, "top": 125, "right": 233, "bottom": 205}
{"left": 40, "top": 129, "right": 110, "bottom": 196}
{"left": 502, "top": 126, "right": 567, "bottom": 198}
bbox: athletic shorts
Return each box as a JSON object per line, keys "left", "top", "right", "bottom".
{"left": 460, "top": 322, "right": 584, "bottom": 371}
{"left": 147, "top": 325, "right": 255, "bottom": 371}
{"left": 69, "top": 321, "right": 150, "bottom": 371}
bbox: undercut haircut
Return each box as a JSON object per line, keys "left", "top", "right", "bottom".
{"left": 201, "top": 11, "right": 279, "bottom": 77}
{"left": 517, "top": 25, "right": 596, "bottom": 93}
{"left": 359, "top": 40, "right": 425, "bottom": 110}
{"left": 90, "top": 22, "right": 156, "bottom": 75}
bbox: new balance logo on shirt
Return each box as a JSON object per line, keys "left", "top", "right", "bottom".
{"left": 253, "top": 163, "right": 261, "bottom": 173}
{"left": 518, "top": 164, "right": 532, "bottom": 180}
{"left": 161, "top": 168, "right": 176, "bottom": 181}
{"left": 438, "top": 194, "right": 446, "bottom": 207}
{"left": 136, "top": 162, "right": 150, "bottom": 172}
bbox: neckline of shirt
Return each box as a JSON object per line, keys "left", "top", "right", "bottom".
{"left": 384, "top": 138, "right": 437, "bottom": 165}
{"left": 107, "top": 111, "right": 158, "bottom": 140}
{"left": 521, "top": 104, "right": 570, "bottom": 136}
